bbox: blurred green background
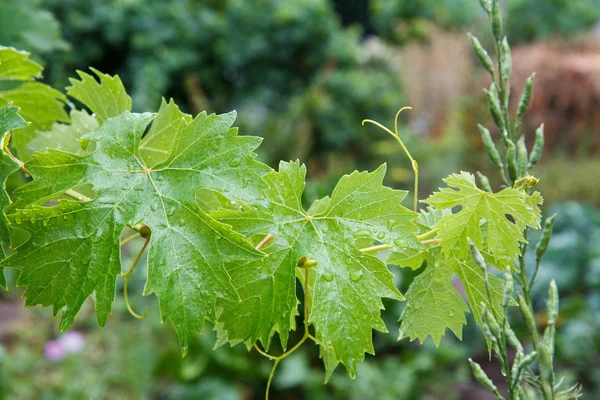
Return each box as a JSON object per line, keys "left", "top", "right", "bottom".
{"left": 0, "top": 0, "right": 599, "bottom": 399}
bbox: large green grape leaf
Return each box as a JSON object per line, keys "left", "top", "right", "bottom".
{"left": 0, "top": 46, "right": 68, "bottom": 160}
{"left": 423, "top": 172, "right": 542, "bottom": 262}
{"left": 1, "top": 107, "right": 271, "bottom": 353}
{"left": 214, "top": 161, "right": 422, "bottom": 376}
{"left": 66, "top": 68, "right": 132, "bottom": 124}
{"left": 0, "top": 103, "right": 27, "bottom": 286}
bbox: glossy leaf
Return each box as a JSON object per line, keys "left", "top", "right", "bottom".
{"left": 1, "top": 107, "right": 270, "bottom": 353}
{"left": 215, "top": 161, "right": 421, "bottom": 376}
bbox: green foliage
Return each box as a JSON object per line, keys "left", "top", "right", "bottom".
{"left": 424, "top": 171, "right": 542, "bottom": 262}
{"left": 370, "top": 0, "right": 479, "bottom": 43}
{"left": 2, "top": 96, "right": 270, "bottom": 354}
{"left": 0, "top": 0, "right": 576, "bottom": 396}
{"left": 0, "top": 103, "right": 27, "bottom": 279}
{"left": 506, "top": 0, "right": 600, "bottom": 44}
{"left": 0, "top": 0, "right": 67, "bottom": 55}
{"left": 0, "top": 46, "right": 67, "bottom": 160}
{"left": 215, "top": 161, "right": 420, "bottom": 376}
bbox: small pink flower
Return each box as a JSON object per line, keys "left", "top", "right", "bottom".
{"left": 44, "top": 340, "right": 65, "bottom": 361}
{"left": 58, "top": 331, "right": 85, "bottom": 354}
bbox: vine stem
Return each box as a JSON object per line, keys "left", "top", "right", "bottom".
{"left": 362, "top": 107, "right": 419, "bottom": 212}
{"left": 255, "top": 259, "right": 322, "bottom": 400}
{"left": 120, "top": 237, "right": 150, "bottom": 319}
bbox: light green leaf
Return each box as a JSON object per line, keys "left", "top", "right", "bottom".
{"left": 398, "top": 248, "right": 508, "bottom": 345}
{"left": 398, "top": 260, "right": 469, "bottom": 345}
{"left": 0, "top": 46, "right": 42, "bottom": 81}
{"left": 1, "top": 107, "right": 270, "bottom": 353}
{"left": 66, "top": 68, "right": 132, "bottom": 124}
{"left": 215, "top": 161, "right": 421, "bottom": 377}
{"left": 139, "top": 98, "right": 192, "bottom": 167}
{"left": 449, "top": 257, "right": 506, "bottom": 327}
{"left": 0, "top": 83, "right": 68, "bottom": 160}
{"left": 424, "top": 171, "right": 542, "bottom": 262}
{"left": 28, "top": 109, "right": 99, "bottom": 155}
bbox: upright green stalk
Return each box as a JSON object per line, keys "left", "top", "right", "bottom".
{"left": 468, "top": 1, "right": 581, "bottom": 398}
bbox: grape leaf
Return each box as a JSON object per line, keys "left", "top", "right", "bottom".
{"left": 398, "top": 248, "right": 507, "bottom": 345}
{"left": 28, "top": 109, "right": 99, "bottom": 155}
{"left": 0, "top": 46, "right": 68, "bottom": 160}
{"left": 215, "top": 161, "right": 422, "bottom": 376}
{"left": 139, "top": 98, "right": 192, "bottom": 167}
{"left": 1, "top": 107, "right": 271, "bottom": 353}
{"left": 66, "top": 68, "right": 132, "bottom": 124}
{"left": 0, "top": 103, "right": 27, "bottom": 286}
{"left": 398, "top": 258, "right": 469, "bottom": 345}
{"left": 0, "top": 46, "right": 43, "bottom": 81}
{"left": 423, "top": 172, "right": 542, "bottom": 262}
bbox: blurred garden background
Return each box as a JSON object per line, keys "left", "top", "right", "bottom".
{"left": 0, "top": 0, "right": 599, "bottom": 398}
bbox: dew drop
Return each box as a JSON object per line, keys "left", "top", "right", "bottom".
{"left": 167, "top": 207, "right": 175, "bottom": 216}
{"left": 29, "top": 216, "right": 37, "bottom": 224}
{"left": 91, "top": 234, "right": 102, "bottom": 243}
{"left": 63, "top": 215, "right": 68, "bottom": 220}
{"left": 394, "top": 239, "right": 407, "bottom": 248}
{"left": 350, "top": 270, "right": 363, "bottom": 282}
{"left": 322, "top": 273, "right": 334, "bottom": 282}
{"left": 229, "top": 159, "right": 241, "bottom": 167}
{"left": 81, "top": 255, "right": 91, "bottom": 265}
{"left": 42, "top": 219, "right": 49, "bottom": 227}
{"left": 376, "top": 231, "right": 386, "bottom": 240}
{"left": 387, "top": 219, "right": 396, "bottom": 230}
{"left": 449, "top": 311, "right": 456, "bottom": 317}
{"left": 14, "top": 215, "right": 22, "bottom": 225}
{"left": 355, "top": 229, "right": 370, "bottom": 237}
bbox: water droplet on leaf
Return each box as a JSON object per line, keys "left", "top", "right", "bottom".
{"left": 350, "top": 270, "right": 363, "bottom": 282}
{"left": 394, "top": 239, "right": 407, "bottom": 248}
{"left": 322, "top": 273, "right": 334, "bottom": 282}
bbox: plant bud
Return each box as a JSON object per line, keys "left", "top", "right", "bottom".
{"left": 506, "top": 140, "right": 518, "bottom": 182}
{"left": 518, "top": 294, "right": 536, "bottom": 335}
{"left": 516, "top": 136, "right": 528, "bottom": 177}
{"left": 517, "top": 74, "right": 535, "bottom": 119}
{"left": 485, "top": 87, "right": 504, "bottom": 131}
{"left": 479, "top": 0, "right": 491, "bottom": 13}
{"left": 468, "top": 239, "right": 487, "bottom": 271}
{"left": 504, "top": 323, "right": 523, "bottom": 351}
{"left": 483, "top": 306, "right": 501, "bottom": 340}
{"left": 536, "top": 214, "right": 556, "bottom": 262}
{"left": 528, "top": 124, "right": 544, "bottom": 169}
{"left": 477, "top": 171, "right": 493, "bottom": 192}
{"left": 491, "top": 0, "right": 503, "bottom": 41}
{"left": 469, "top": 358, "right": 499, "bottom": 393}
{"left": 546, "top": 280, "right": 559, "bottom": 326}
{"left": 469, "top": 34, "right": 495, "bottom": 75}
{"left": 501, "top": 37, "right": 512, "bottom": 78}
{"left": 479, "top": 125, "right": 503, "bottom": 170}
{"left": 502, "top": 269, "right": 513, "bottom": 309}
